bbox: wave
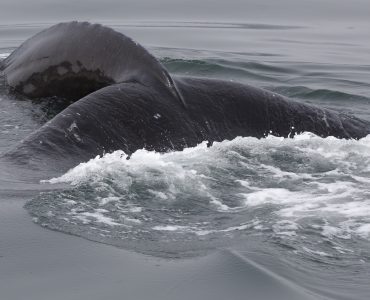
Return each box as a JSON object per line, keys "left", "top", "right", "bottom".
{"left": 161, "top": 56, "right": 370, "bottom": 104}
{"left": 270, "top": 86, "right": 370, "bottom": 103}
{"left": 25, "top": 133, "right": 370, "bottom": 259}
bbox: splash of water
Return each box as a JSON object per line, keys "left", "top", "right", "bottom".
{"left": 26, "top": 133, "right": 370, "bottom": 258}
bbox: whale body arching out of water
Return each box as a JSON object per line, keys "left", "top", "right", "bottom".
{"left": 1, "top": 22, "right": 369, "bottom": 172}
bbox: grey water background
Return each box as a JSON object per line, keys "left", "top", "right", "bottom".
{"left": 1, "top": 1, "right": 370, "bottom": 299}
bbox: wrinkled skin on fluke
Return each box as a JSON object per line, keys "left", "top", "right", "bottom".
{"left": 1, "top": 21, "right": 183, "bottom": 104}
{"left": 1, "top": 22, "right": 370, "bottom": 173}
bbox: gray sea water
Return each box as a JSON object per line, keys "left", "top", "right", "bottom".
{"left": 1, "top": 1, "right": 370, "bottom": 299}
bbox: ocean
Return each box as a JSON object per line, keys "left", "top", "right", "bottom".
{"left": 0, "top": 1, "right": 370, "bottom": 299}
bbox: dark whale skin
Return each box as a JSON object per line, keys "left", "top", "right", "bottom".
{"left": 5, "top": 77, "right": 370, "bottom": 172}
{"left": 0, "top": 21, "right": 182, "bottom": 103}
{"left": 1, "top": 22, "right": 370, "bottom": 173}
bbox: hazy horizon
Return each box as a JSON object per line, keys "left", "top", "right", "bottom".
{"left": 1, "top": 0, "right": 369, "bottom": 25}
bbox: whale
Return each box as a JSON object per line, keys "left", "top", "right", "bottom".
{"left": 1, "top": 22, "right": 370, "bottom": 173}
{"left": 0, "top": 22, "right": 183, "bottom": 105}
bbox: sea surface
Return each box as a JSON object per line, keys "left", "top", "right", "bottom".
{"left": 1, "top": 1, "right": 370, "bottom": 299}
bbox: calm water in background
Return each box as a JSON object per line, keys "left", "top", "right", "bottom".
{"left": 1, "top": 1, "right": 370, "bottom": 299}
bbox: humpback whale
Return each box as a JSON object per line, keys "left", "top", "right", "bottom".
{"left": 1, "top": 22, "right": 369, "bottom": 172}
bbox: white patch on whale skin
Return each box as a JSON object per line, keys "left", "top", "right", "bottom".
{"left": 23, "top": 83, "right": 36, "bottom": 94}
{"left": 73, "top": 133, "right": 82, "bottom": 142}
{"left": 57, "top": 66, "right": 69, "bottom": 75}
{"left": 66, "top": 121, "right": 82, "bottom": 142}
{"left": 321, "top": 110, "right": 330, "bottom": 128}
{"left": 67, "top": 121, "right": 78, "bottom": 132}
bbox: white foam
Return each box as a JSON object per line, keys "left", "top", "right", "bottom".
{"left": 0, "top": 52, "right": 10, "bottom": 59}
{"left": 302, "top": 247, "right": 331, "bottom": 257}
{"left": 241, "top": 188, "right": 295, "bottom": 207}
{"left": 75, "top": 211, "right": 122, "bottom": 227}
{"left": 208, "top": 194, "right": 230, "bottom": 211}
{"left": 120, "top": 216, "right": 142, "bottom": 226}
{"left": 356, "top": 224, "right": 370, "bottom": 238}
{"left": 99, "top": 196, "right": 121, "bottom": 206}
{"left": 65, "top": 200, "right": 77, "bottom": 205}
{"left": 321, "top": 225, "right": 351, "bottom": 240}
{"left": 41, "top": 133, "right": 370, "bottom": 244}
{"left": 148, "top": 189, "right": 169, "bottom": 200}
{"left": 153, "top": 225, "right": 192, "bottom": 231}
{"left": 273, "top": 220, "right": 299, "bottom": 237}
{"left": 260, "top": 164, "right": 312, "bottom": 180}
{"left": 196, "top": 221, "right": 258, "bottom": 236}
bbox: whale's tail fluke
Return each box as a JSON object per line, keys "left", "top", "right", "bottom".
{"left": 2, "top": 21, "right": 185, "bottom": 106}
